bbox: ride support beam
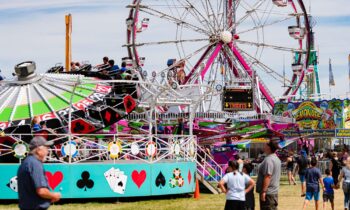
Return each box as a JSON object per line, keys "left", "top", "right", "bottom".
{"left": 184, "top": 45, "right": 213, "bottom": 84}
{"left": 200, "top": 43, "right": 223, "bottom": 80}
{"left": 221, "top": 47, "right": 240, "bottom": 77}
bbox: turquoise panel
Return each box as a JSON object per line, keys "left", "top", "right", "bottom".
{"left": 0, "top": 161, "right": 196, "bottom": 199}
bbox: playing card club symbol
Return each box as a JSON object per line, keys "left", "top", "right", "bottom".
{"left": 155, "top": 172, "right": 166, "bottom": 189}
{"left": 77, "top": 171, "right": 94, "bottom": 191}
{"left": 73, "top": 122, "right": 85, "bottom": 133}
{"left": 6, "top": 176, "right": 18, "bottom": 192}
{"left": 123, "top": 95, "right": 136, "bottom": 113}
{"left": 71, "top": 119, "right": 95, "bottom": 134}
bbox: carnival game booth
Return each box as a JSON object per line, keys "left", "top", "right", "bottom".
{"left": 0, "top": 133, "right": 197, "bottom": 199}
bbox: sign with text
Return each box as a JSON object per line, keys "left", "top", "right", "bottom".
{"left": 223, "top": 88, "right": 254, "bottom": 111}
{"left": 336, "top": 129, "right": 350, "bottom": 138}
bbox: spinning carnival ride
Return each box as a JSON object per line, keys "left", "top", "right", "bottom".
{"left": 125, "top": 0, "right": 319, "bottom": 111}
{"left": 0, "top": 0, "right": 319, "bottom": 198}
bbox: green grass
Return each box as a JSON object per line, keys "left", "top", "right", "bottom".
{"left": 0, "top": 184, "right": 345, "bottom": 210}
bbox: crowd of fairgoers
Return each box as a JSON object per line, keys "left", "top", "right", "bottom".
{"left": 215, "top": 141, "right": 350, "bottom": 210}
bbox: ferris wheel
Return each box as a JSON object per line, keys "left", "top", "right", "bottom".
{"left": 124, "top": 0, "right": 311, "bottom": 112}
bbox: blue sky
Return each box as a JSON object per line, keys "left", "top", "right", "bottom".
{"left": 0, "top": 0, "right": 349, "bottom": 99}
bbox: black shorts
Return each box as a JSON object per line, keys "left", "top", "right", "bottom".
{"left": 225, "top": 200, "right": 245, "bottom": 210}
{"left": 323, "top": 192, "right": 334, "bottom": 202}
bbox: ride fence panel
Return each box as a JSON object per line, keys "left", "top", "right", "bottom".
{"left": 0, "top": 133, "right": 197, "bottom": 164}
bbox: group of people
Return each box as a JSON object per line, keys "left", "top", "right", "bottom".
{"left": 220, "top": 140, "right": 350, "bottom": 210}
{"left": 95, "top": 56, "right": 130, "bottom": 79}
{"left": 219, "top": 139, "right": 281, "bottom": 210}
{"left": 290, "top": 148, "right": 350, "bottom": 210}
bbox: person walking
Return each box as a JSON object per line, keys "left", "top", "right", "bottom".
{"left": 337, "top": 156, "right": 350, "bottom": 210}
{"left": 302, "top": 158, "right": 325, "bottom": 210}
{"left": 330, "top": 152, "right": 341, "bottom": 186}
{"left": 17, "top": 136, "right": 61, "bottom": 210}
{"left": 218, "top": 160, "right": 255, "bottom": 210}
{"left": 256, "top": 139, "right": 281, "bottom": 210}
{"left": 322, "top": 169, "right": 335, "bottom": 210}
{"left": 296, "top": 150, "right": 309, "bottom": 197}
{"left": 287, "top": 151, "right": 297, "bottom": 185}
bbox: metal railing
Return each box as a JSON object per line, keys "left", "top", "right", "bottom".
{"left": 0, "top": 133, "right": 197, "bottom": 164}
{"left": 195, "top": 145, "right": 224, "bottom": 184}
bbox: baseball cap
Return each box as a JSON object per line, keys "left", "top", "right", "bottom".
{"left": 29, "top": 136, "right": 53, "bottom": 150}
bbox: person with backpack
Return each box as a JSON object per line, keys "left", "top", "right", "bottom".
{"left": 218, "top": 160, "right": 255, "bottom": 210}
{"left": 296, "top": 150, "right": 309, "bottom": 197}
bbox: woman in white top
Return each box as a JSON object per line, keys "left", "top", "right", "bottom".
{"left": 338, "top": 157, "right": 350, "bottom": 210}
{"left": 218, "top": 160, "right": 255, "bottom": 210}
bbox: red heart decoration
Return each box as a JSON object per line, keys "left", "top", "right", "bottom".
{"left": 131, "top": 170, "right": 146, "bottom": 188}
{"left": 188, "top": 170, "right": 192, "bottom": 184}
{"left": 45, "top": 171, "right": 63, "bottom": 190}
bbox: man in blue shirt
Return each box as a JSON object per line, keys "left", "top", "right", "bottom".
{"left": 108, "top": 59, "right": 119, "bottom": 74}
{"left": 120, "top": 62, "right": 127, "bottom": 73}
{"left": 323, "top": 169, "right": 335, "bottom": 210}
{"left": 17, "top": 137, "right": 61, "bottom": 210}
{"left": 302, "top": 158, "right": 325, "bottom": 210}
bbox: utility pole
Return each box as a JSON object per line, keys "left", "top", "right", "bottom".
{"left": 65, "top": 14, "right": 72, "bottom": 72}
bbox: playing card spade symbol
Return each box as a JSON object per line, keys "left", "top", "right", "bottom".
{"left": 117, "top": 181, "right": 124, "bottom": 191}
{"left": 155, "top": 172, "right": 166, "bottom": 188}
{"left": 77, "top": 171, "right": 94, "bottom": 191}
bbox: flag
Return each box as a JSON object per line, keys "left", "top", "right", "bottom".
{"left": 348, "top": 54, "right": 350, "bottom": 80}
{"left": 329, "top": 58, "right": 335, "bottom": 86}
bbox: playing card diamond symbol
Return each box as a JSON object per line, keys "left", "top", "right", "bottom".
{"left": 104, "top": 167, "right": 127, "bottom": 194}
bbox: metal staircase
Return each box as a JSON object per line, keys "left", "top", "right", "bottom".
{"left": 195, "top": 145, "right": 224, "bottom": 194}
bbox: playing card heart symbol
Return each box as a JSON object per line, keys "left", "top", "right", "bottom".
{"left": 45, "top": 171, "right": 63, "bottom": 190}
{"left": 132, "top": 170, "right": 146, "bottom": 188}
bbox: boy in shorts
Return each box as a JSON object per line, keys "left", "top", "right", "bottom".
{"left": 322, "top": 169, "right": 335, "bottom": 210}
{"left": 303, "top": 158, "right": 325, "bottom": 210}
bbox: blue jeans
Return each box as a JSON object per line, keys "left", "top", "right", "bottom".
{"left": 345, "top": 192, "right": 350, "bottom": 209}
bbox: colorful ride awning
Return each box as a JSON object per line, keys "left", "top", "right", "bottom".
{"left": 0, "top": 73, "right": 111, "bottom": 129}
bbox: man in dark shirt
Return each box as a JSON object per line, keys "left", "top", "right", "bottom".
{"left": 176, "top": 118, "right": 184, "bottom": 135}
{"left": 302, "top": 158, "right": 325, "bottom": 210}
{"left": 18, "top": 137, "right": 61, "bottom": 210}
{"left": 296, "top": 150, "right": 308, "bottom": 197}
